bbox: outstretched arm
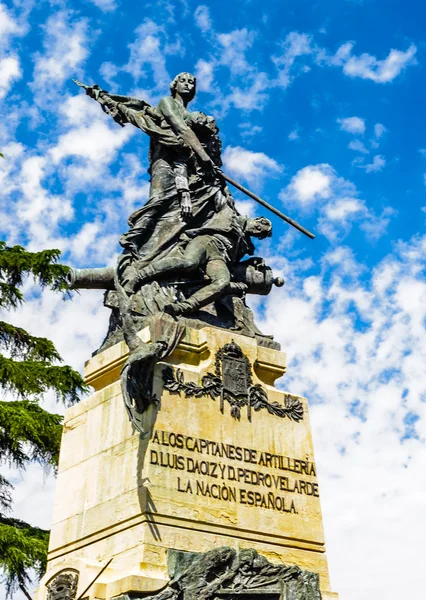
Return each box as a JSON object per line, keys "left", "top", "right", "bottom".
{"left": 84, "top": 86, "right": 142, "bottom": 128}
{"left": 76, "top": 82, "right": 157, "bottom": 129}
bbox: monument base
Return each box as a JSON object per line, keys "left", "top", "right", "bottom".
{"left": 36, "top": 325, "right": 338, "bottom": 600}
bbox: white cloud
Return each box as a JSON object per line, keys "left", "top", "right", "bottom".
{"left": 273, "top": 32, "right": 313, "bottom": 88}
{"left": 280, "top": 163, "right": 393, "bottom": 241}
{"left": 0, "top": 56, "right": 21, "bottom": 98}
{"left": 370, "top": 123, "right": 388, "bottom": 149}
{"left": 42, "top": 93, "right": 137, "bottom": 203}
{"left": 338, "top": 116, "right": 366, "bottom": 134}
{"left": 337, "top": 119, "right": 387, "bottom": 154}
{"left": 348, "top": 139, "right": 369, "bottom": 154}
{"left": 217, "top": 28, "right": 255, "bottom": 76}
{"left": 234, "top": 198, "right": 257, "bottom": 217}
{"left": 0, "top": 89, "right": 140, "bottom": 257}
{"left": 99, "top": 60, "right": 119, "bottom": 87}
{"left": 194, "top": 58, "right": 216, "bottom": 92}
{"left": 254, "top": 232, "right": 426, "bottom": 600}
{"left": 100, "top": 18, "right": 184, "bottom": 96}
{"left": 364, "top": 155, "right": 386, "bottom": 173}
{"left": 360, "top": 206, "right": 396, "bottom": 241}
{"left": 0, "top": 4, "right": 28, "bottom": 47}
{"left": 197, "top": 29, "right": 417, "bottom": 120}
{"left": 288, "top": 129, "right": 299, "bottom": 141}
{"left": 0, "top": 0, "right": 26, "bottom": 100}
{"left": 222, "top": 145, "right": 282, "bottom": 186}
{"left": 87, "top": 0, "right": 117, "bottom": 11}
{"left": 194, "top": 5, "right": 212, "bottom": 33}
{"left": 31, "top": 11, "right": 90, "bottom": 98}
{"left": 283, "top": 164, "right": 334, "bottom": 206}
{"left": 319, "top": 197, "right": 367, "bottom": 241}
{"left": 374, "top": 123, "right": 387, "bottom": 139}
{"left": 124, "top": 19, "right": 170, "bottom": 88}
{"left": 0, "top": 4, "right": 21, "bottom": 39}
{"left": 14, "top": 155, "right": 74, "bottom": 248}
{"left": 331, "top": 42, "right": 417, "bottom": 83}
{"left": 59, "top": 93, "right": 105, "bottom": 126}
{"left": 192, "top": 24, "right": 269, "bottom": 113}
{"left": 239, "top": 123, "right": 263, "bottom": 139}
{"left": 325, "top": 197, "right": 365, "bottom": 221}
{"left": 50, "top": 121, "right": 132, "bottom": 165}
{"left": 226, "top": 72, "right": 270, "bottom": 111}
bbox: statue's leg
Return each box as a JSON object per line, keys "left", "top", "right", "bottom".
{"left": 137, "top": 238, "right": 208, "bottom": 284}
{"left": 172, "top": 259, "right": 231, "bottom": 314}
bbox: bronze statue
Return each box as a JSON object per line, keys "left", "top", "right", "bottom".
{"left": 70, "top": 73, "right": 311, "bottom": 432}
{"left": 128, "top": 212, "right": 273, "bottom": 315}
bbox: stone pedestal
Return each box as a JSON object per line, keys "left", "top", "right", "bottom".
{"left": 36, "top": 326, "right": 338, "bottom": 600}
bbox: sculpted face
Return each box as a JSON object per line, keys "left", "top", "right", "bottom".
{"left": 174, "top": 73, "right": 196, "bottom": 98}
{"left": 246, "top": 217, "right": 273, "bottom": 240}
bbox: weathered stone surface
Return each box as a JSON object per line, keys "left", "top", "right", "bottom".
{"left": 35, "top": 325, "right": 337, "bottom": 600}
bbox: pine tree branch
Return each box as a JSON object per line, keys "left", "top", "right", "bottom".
{"left": 0, "top": 401, "right": 63, "bottom": 468}
{"left": 0, "top": 283, "right": 23, "bottom": 311}
{"left": 0, "top": 474, "right": 13, "bottom": 514}
{"left": 0, "top": 517, "right": 48, "bottom": 598}
{"left": 0, "top": 241, "right": 89, "bottom": 596}
{"left": 0, "top": 323, "right": 62, "bottom": 362}
{"left": 0, "top": 242, "right": 71, "bottom": 310}
{"left": 0, "top": 356, "right": 89, "bottom": 405}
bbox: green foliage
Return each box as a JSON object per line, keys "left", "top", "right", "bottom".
{"left": 0, "top": 241, "right": 88, "bottom": 596}
{"left": 0, "top": 357, "right": 87, "bottom": 405}
{"left": 0, "top": 322, "right": 61, "bottom": 362}
{"left": 0, "top": 401, "right": 62, "bottom": 468}
{"left": 0, "top": 518, "right": 49, "bottom": 597}
{"left": 0, "top": 242, "right": 71, "bottom": 310}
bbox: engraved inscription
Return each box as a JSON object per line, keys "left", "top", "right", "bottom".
{"left": 149, "top": 429, "right": 320, "bottom": 516}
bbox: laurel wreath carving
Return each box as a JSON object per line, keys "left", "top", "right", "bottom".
{"left": 162, "top": 366, "right": 222, "bottom": 399}
{"left": 249, "top": 384, "right": 304, "bottom": 421}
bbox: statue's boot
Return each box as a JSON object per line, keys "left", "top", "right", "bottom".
{"left": 120, "top": 265, "right": 139, "bottom": 295}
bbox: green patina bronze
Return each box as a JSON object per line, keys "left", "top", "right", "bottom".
{"left": 114, "top": 547, "right": 322, "bottom": 600}
{"left": 69, "top": 73, "right": 310, "bottom": 433}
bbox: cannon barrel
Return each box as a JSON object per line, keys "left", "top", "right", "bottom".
{"left": 67, "top": 260, "right": 284, "bottom": 296}
{"left": 67, "top": 267, "right": 115, "bottom": 290}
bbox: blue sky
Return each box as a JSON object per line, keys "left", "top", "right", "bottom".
{"left": 1, "top": 1, "right": 425, "bottom": 599}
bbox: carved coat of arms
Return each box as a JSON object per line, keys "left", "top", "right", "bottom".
{"left": 215, "top": 341, "right": 252, "bottom": 419}
{"left": 162, "top": 341, "right": 303, "bottom": 422}
{"left": 46, "top": 570, "right": 79, "bottom": 600}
